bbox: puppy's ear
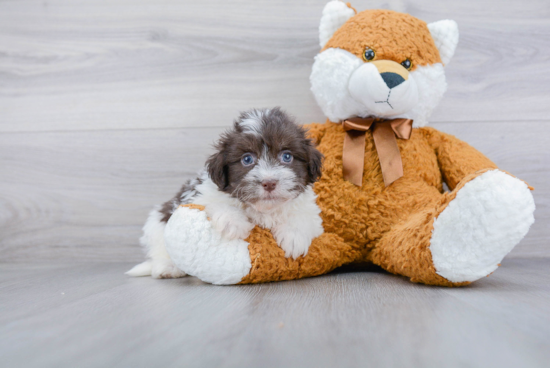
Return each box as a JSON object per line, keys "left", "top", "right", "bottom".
{"left": 306, "top": 141, "right": 324, "bottom": 184}
{"left": 206, "top": 151, "right": 228, "bottom": 189}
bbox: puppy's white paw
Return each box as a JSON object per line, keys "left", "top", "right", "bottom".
{"left": 275, "top": 229, "right": 312, "bottom": 259}
{"left": 151, "top": 258, "right": 187, "bottom": 279}
{"left": 210, "top": 210, "right": 254, "bottom": 241}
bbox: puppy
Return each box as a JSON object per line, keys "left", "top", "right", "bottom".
{"left": 126, "top": 108, "right": 324, "bottom": 278}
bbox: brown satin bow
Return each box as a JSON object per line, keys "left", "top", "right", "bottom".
{"left": 342, "top": 117, "right": 413, "bottom": 187}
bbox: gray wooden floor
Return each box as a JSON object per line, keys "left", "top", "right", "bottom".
{"left": 1, "top": 259, "right": 550, "bottom": 368}
{"left": 1, "top": 0, "right": 550, "bottom": 367}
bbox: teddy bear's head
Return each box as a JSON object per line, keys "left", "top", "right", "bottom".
{"left": 310, "top": 1, "right": 459, "bottom": 127}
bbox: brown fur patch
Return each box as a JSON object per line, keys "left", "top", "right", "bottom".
{"left": 324, "top": 10, "right": 442, "bottom": 70}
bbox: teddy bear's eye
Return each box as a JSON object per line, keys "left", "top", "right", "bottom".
{"left": 363, "top": 47, "right": 376, "bottom": 61}
{"left": 401, "top": 59, "right": 412, "bottom": 70}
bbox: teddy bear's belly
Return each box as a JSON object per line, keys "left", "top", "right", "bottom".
{"left": 314, "top": 127, "right": 443, "bottom": 250}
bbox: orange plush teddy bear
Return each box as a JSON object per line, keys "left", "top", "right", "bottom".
{"left": 163, "top": 1, "right": 535, "bottom": 286}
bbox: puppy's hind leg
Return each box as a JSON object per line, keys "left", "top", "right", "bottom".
{"left": 125, "top": 259, "right": 152, "bottom": 277}
{"left": 126, "top": 208, "right": 187, "bottom": 279}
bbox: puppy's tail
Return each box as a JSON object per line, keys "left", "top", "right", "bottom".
{"left": 125, "top": 260, "right": 152, "bottom": 277}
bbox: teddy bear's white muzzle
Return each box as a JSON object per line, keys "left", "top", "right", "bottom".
{"left": 348, "top": 62, "right": 419, "bottom": 117}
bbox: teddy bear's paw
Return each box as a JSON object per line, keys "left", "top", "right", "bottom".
{"left": 430, "top": 170, "right": 535, "bottom": 283}
{"left": 164, "top": 205, "right": 252, "bottom": 285}
{"left": 151, "top": 258, "right": 187, "bottom": 279}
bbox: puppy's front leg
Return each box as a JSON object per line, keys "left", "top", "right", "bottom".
{"left": 272, "top": 207, "right": 324, "bottom": 259}
{"left": 206, "top": 204, "right": 254, "bottom": 241}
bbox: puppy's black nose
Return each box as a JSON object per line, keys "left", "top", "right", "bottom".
{"left": 262, "top": 180, "right": 277, "bottom": 192}
{"left": 380, "top": 72, "right": 405, "bottom": 89}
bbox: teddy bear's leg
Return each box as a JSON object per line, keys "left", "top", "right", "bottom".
{"left": 164, "top": 204, "right": 360, "bottom": 285}
{"left": 369, "top": 169, "right": 535, "bottom": 286}
{"left": 238, "top": 226, "right": 359, "bottom": 284}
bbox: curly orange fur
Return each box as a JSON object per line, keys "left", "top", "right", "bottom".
{"left": 324, "top": 10, "right": 442, "bottom": 70}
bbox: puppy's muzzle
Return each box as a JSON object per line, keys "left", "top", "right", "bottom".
{"left": 262, "top": 179, "right": 278, "bottom": 193}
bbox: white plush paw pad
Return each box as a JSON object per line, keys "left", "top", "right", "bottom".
{"left": 430, "top": 170, "right": 535, "bottom": 283}
{"left": 164, "top": 206, "right": 252, "bottom": 285}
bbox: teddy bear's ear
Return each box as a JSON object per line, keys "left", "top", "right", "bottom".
{"left": 319, "top": 0, "right": 356, "bottom": 48}
{"left": 428, "top": 20, "right": 459, "bottom": 65}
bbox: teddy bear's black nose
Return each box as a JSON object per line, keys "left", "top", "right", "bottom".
{"left": 380, "top": 72, "right": 405, "bottom": 89}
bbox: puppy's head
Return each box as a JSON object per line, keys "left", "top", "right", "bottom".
{"left": 206, "top": 108, "right": 323, "bottom": 210}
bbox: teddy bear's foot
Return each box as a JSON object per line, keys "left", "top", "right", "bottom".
{"left": 430, "top": 170, "right": 535, "bottom": 283}
{"left": 164, "top": 205, "right": 359, "bottom": 285}
{"left": 164, "top": 205, "right": 252, "bottom": 285}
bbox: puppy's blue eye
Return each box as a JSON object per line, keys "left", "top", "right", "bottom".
{"left": 280, "top": 151, "right": 293, "bottom": 164}
{"left": 241, "top": 154, "right": 255, "bottom": 166}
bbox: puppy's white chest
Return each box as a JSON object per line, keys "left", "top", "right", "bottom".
{"left": 244, "top": 201, "right": 290, "bottom": 231}
{"left": 242, "top": 188, "right": 324, "bottom": 259}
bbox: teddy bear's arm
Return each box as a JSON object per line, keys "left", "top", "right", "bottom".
{"left": 303, "top": 122, "right": 329, "bottom": 145}
{"left": 423, "top": 127, "right": 498, "bottom": 190}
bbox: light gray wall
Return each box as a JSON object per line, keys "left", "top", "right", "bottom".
{"left": 1, "top": 0, "right": 548, "bottom": 262}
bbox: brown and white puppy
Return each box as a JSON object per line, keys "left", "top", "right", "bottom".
{"left": 127, "top": 108, "right": 324, "bottom": 278}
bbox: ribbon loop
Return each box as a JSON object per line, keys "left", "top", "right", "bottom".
{"left": 341, "top": 117, "right": 413, "bottom": 187}
{"left": 342, "top": 117, "right": 375, "bottom": 132}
